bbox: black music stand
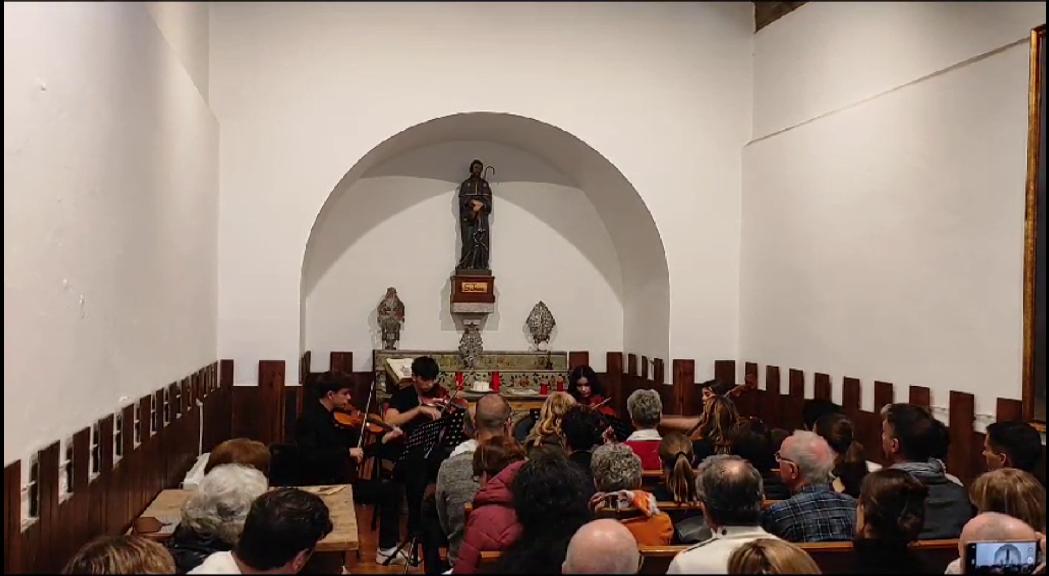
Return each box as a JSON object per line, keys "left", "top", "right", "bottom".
{"left": 383, "top": 411, "right": 466, "bottom": 571}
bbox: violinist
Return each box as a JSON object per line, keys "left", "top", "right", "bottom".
{"left": 383, "top": 356, "right": 454, "bottom": 554}
{"left": 295, "top": 372, "right": 405, "bottom": 557}
{"left": 567, "top": 365, "right": 617, "bottom": 418}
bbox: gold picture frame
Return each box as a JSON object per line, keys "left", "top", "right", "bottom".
{"left": 1022, "top": 25, "right": 1045, "bottom": 428}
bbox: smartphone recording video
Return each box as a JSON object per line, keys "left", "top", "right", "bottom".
{"left": 966, "top": 541, "right": 1041, "bottom": 575}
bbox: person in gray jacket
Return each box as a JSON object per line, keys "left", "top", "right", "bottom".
{"left": 881, "top": 403, "right": 974, "bottom": 539}
{"left": 434, "top": 393, "right": 512, "bottom": 567}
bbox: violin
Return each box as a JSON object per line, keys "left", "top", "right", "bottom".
{"left": 334, "top": 406, "right": 396, "bottom": 435}
{"left": 419, "top": 384, "right": 468, "bottom": 414}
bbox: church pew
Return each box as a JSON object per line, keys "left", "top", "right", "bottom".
{"left": 637, "top": 539, "right": 959, "bottom": 574}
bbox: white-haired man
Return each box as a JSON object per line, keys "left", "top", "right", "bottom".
{"left": 762, "top": 430, "right": 857, "bottom": 542}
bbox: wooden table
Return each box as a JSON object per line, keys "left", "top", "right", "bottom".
{"left": 134, "top": 484, "right": 359, "bottom": 568}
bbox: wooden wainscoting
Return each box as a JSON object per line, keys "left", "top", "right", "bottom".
{"left": 4, "top": 361, "right": 233, "bottom": 574}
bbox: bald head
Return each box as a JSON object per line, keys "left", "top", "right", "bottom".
{"left": 562, "top": 519, "right": 640, "bottom": 574}
{"left": 959, "top": 512, "right": 1040, "bottom": 564}
{"left": 475, "top": 393, "right": 511, "bottom": 435}
{"left": 780, "top": 430, "right": 836, "bottom": 488}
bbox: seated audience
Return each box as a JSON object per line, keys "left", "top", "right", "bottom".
{"left": 204, "top": 438, "right": 271, "bottom": 478}
{"left": 945, "top": 512, "right": 1041, "bottom": 574}
{"left": 623, "top": 389, "right": 663, "bottom": 470}
{"left": 983, "top": 421, "right": 1045, "bottom": 485}
{"left": 668, "top": 455, "right": 781, "bottom": 574}
{"left": 562, "top": 519, "right": 641, "bottom": 575}
{"left": 853, "top": 469, "right": 930, "bottom": 574}
{"left": 495, "top": 451, "right": 593, "bottom": 574}
{"left": 455, "top": 436, "right": 528, "bottom": 574}
{"left": 882, "top": 403, "right": 973, "bottom": 539}
{"left": 727, "top": 538, "right": 821, "bottom": 574}
{"left": 591, "top": 443, "right": 674, "bottom": 546}
{"left": 568, "top": 365, "right": 617, "bottom": 418}
{"left": 802, "top": 399, "right": 844, "bottom": 432}
{"left": 562, "top": 404, "right": 610, "bottom": 482}
{"left": 167, "top": 464, "right": 268, "bottom": 573}
{"left": 734, "top": 427, "right": 791, "bottom": 500}
{"left": 763, "top": 431, "right": 857, "bottom": 542}
{"left": 190, "top": 488, "right": 333, "bottom": 574}
{"left": 655, "top": 432, "right": 699, "bottom": 504}
{"left": 64, "top": 535, "right": 176, "bottom": 575}
{"left": 691, "top": 395, "right": 744, "bottom": 463}
{"left": 434, "top": 393, "right": 512, "bottom": 568}
{"left": 968, "top": 467, "right": 1045, "bottom": 532}
{"left": 524, "top": 391, "right": 575, "bottom": 455}
{"left": 814, "top": 412, "right": 869, "bottom": 498}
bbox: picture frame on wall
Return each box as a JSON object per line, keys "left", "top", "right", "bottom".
{"left": 1022, "top": 25, "right": 1046, "bottom": 428}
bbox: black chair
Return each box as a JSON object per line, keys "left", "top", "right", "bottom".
{"left": 512, "top": 413, "right": 537, "bottom": 444}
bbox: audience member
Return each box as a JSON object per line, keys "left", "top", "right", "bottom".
{"left": 167, "top": 464, "right": 268, "bottom": 572}
{"left": 64, "top": 535, "right": 176, "bottom": 575}
{"left": 882, "top": 404, "right": 972, "bottom": 539}
{"left": 692, "top": 395, "right": 743, "bottom": 462}
{"left": 968, "top": 468, "right": 1046, "bottom": 532}
{"left": 727, "top": 538, "right": 821, "bottom": 574}
{"left": 434, "top": 393, "right": 511, "bottom": 568}
{"left": 562, "top": 404, "right": 609, "bottom": 482}
{"left": 454, "top": 436, "right": 528, "bottom": 574}
{"left": 945, "top": 512, "right": 1041, "bottom": 574}
{"left": 623, "top": 389, "right": 663, "bottom": 470}
{"left": 668, "top": 455, "right": 781, "bottom": 574}
{"left": 562, "top": 519, "right": 641, "bottom": 575}
{"left": 814, "top": 413, "right": 868, "bottom": 498}
{"left": 802, "top": 400, "right": 844, "bottom": 432}
{"left": 734, "top": 427, "right": 791, "bottom": 500}
{"left": 204, "top": 438, "right": 271, "bottom": 478}
{"left": 656, "top": 432, "right": 699, "bottom": 504}
{"left": 190, "top": 488, "right": 333, "bottom": 574}
{"left": 524, "top": 391, "right": 576, "bottom": 455}
{"left": 591, "top": 443, "right": 674, "bottom": 546}
{"left": 567, "top": 365, "right": 616, "bottom": 418}
{"left": 495, "top": 451, "right": 593, "bottom": 574}
{"left": 763, "top": 431, "right": 857, "bottom": 542}
{"left": 983, "top": 421, "right": 1045, "bottom": 485}
{"left": 853, "top": 469, "right": 929, "bottom": 574}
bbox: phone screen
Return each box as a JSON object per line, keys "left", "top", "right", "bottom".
{"left": 966, "top": 541, "right": 1041, "bottom": 575}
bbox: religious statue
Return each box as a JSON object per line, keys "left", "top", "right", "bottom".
{"left": 526, "top": 301, "right": 556, "bottom": 350}
{"left": 376, "top": 287, "right": 405, "bottom": 350}
{"left": 458, "top": 321, "right": 483, "bottom": 369}
{"left": 456, "top": 159, "right": 493, "bottom": 273}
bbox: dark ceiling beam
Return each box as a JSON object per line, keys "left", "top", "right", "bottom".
{"left": 754, "top": 1, "right": 807, "bottom": 32}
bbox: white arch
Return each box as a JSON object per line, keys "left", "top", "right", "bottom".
{"left": 300, "top": 112, "right": 670, "bottom": 365}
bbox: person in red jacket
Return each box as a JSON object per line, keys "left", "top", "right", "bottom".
{"left": 623, "top": 389, "right": 663, "bottom": 471}
{"left": 454, "top": 437, "right": 527, "bottom": 574}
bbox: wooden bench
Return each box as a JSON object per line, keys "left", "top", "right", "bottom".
{"left": 637, "top": 539, "right": 959, "bottom": 574}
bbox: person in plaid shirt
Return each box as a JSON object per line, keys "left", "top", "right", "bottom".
{"left": 762, "top": 430, "right": 857, "bottom": 542}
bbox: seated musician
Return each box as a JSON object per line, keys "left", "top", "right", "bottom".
{"left": 294, "top": 372, "right": 405, "bottom": 561}
{"left": 567, "top": 365, "right": 616, "bottom": 418}
{"left": 383, "top": 356, "right": 463, "bottom": 560}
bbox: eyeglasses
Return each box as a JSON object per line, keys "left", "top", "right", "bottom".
{"left": 774, "top": 451, "right": 796, "bottom": 466}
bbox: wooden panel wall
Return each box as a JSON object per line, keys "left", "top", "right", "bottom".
{"left": 4, "top": 361, "right": 231, "bottom": 574}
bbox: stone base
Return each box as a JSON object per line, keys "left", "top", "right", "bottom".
{"left": 451, "top": 301, "right": 496, "bottom": 314}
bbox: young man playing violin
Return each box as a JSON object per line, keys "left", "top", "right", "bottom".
{"left": 295, "top": 372, "right": 405, "bottom": 559}
{"left": 383, "top": 356, "right": 464, "bottom": 565}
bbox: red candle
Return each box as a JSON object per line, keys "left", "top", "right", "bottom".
{"left": 539, "top": 379, "right": 549, "bottom": 395}
{"left": 556, "top": 376, "right": 565, "bottom": 392}
{"left": 491, "top": 371, "right": 501, "bottom": 392}
{"left": 455, "top": 371, "right": 464, "bottom": 391}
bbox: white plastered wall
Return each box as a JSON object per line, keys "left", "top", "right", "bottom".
{"left": 742, "top": 2, "right": 1045, "bottom": 424}
{"left": 3, "top": 2, "right": 219, "bottom": 464}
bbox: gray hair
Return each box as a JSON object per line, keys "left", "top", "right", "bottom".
{"left": 626, "top": 389, "right": 662, "bottom": 429}
{"left": 780, "top": 430, "right": 835, "bottom": 485}
{"left": 592, "top": 443, "right": 643, "bottom": 492}
{"left": 696, "top": 455, "right": 764, "bottom": 527}
{"left": 181, "top": 464, "right": 268, "bottom": 545}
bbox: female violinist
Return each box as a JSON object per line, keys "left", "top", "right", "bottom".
{"left": 567, "top": 365, "right": 617, "bottom": 418}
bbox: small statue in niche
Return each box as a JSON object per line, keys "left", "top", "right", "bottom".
{"left": 456, "top": 159, "right": 494, "bottom": 274}
{"left": 526, "top": 301, "right": 556, "bottom": 350}
{"left": 458, "top": 321, "right": 483, "bottom": 369}
{"left": 377, "top": 287, "right": 405, "bottom": 350}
